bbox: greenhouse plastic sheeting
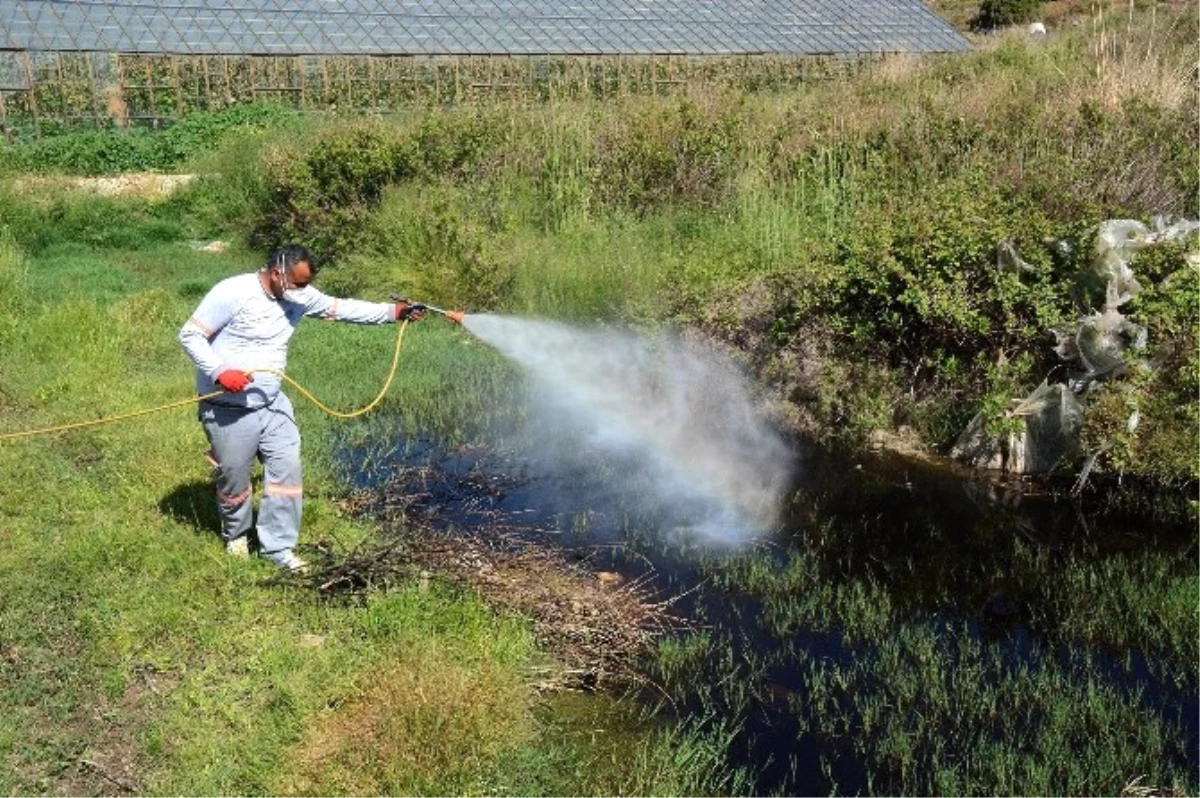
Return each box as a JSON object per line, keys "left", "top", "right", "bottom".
{"left": 0, "top": 0, "right": 971, "bottom": 56}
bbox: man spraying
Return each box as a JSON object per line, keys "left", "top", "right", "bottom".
{"left": 178, "top": 245, "right": 424, "bottom": 570}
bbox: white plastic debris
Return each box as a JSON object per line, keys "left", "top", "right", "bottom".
{"left": 1076, "top": 219, "right": 1149, "bottom": 310}
{"left": 1053, "top": 305, "right": 1147, "bottom": 385}
{"left": 952, "top": 217, "right": 1197, "bottom": 475}
{"left": 951, "top": 381, "right": 1083, "bottom": 474}
{"left": 995, "top": 239, "right": 1036, "bottom": 274}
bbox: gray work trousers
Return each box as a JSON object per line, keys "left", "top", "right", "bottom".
{"left": 199, "top": 391, "right": 303, "bottom": 561}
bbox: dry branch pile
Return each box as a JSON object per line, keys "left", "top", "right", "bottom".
{"left": 272, "top": 456, "right": 687, "bottom": 690}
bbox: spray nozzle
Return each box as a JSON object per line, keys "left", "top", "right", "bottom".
{"left": 389, "top": 293, "right": 466, "bottom": 324}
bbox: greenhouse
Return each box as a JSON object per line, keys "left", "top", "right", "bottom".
{"left": 0, "top": 1, "right": 970, "bottom": 134}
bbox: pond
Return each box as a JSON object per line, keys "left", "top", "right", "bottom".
{"left": 336, "top": 422, "right": 1198, "bottom": 796}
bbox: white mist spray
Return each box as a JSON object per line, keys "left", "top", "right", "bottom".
{"left": 462, "top": 314, "right": 793, "bottom": 543}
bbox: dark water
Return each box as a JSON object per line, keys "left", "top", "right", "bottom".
{"left": 336, "top": 430, "right": 1198, "bottom": 795}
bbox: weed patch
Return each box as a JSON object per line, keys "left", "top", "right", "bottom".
{"left": 278, "top": 641, "right": 534, "bottom": 795}
{"left": 0, "top": 103, "right": 299, "bottom": 176}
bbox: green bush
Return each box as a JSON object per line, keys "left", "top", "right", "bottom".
{"left": 593, "top": 97, "right": 744, "bottom": 214}
{"left": 411, "top": 110, "right": 509, "bottom": 181}
{"left": 249, "top": 122, "right": 415, "bottom": 260}
{"left": 820, "top": 177, "right": 1070, "bottom": 384}
{"left": 247, "top": 111, "right": 511, "bottom": 262}
{"left": 1, "top": 130, "right": 158, "bottom": 176}
{"left": 973, "top": 0, "right": 1044, "bottom": 29}
{"left": 149, "top": 103, "right": 298, "bottom": 167}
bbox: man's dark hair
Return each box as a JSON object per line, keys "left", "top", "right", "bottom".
{"left": 267, "top": 245, "right": 318, "bottom": 277}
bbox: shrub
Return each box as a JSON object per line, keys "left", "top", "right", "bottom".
{"left": 1025, "top": 100, "right": 1200, "bottom": 223}
{"left": 0, "top": 102, "right": 298, "bottom": 176}
{"left": 973, "top": 0, "right": 1044, "bottom": 30}
{"left": 247, "top": 111, "right": 511, "bottom": 262}
{"left": 593, "top": 97, "right": 744, "bottom": 214}
{"left": 150, "top": 102, "right": 299, "bottom": 167}
{"left": 2, "top": 130, "right": 157, "bottom": 176}
{"left": 411, "top": 109, "right": 509, "bottom": 181}
{"left": 822, "top": 177, "right": 1070, "bottom": 387}
{"left": 249, "top": 122, "right": 415, "bottom": 260}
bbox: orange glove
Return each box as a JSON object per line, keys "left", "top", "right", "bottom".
{"left": 216, "top": 369, "right": 254, "bottom": 393}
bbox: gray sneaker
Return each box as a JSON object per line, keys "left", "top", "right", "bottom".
{"left": 225, "top": 536, "right": 250, "bottom": 558}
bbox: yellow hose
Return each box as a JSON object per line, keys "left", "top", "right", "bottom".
{"left": 0, "top": 320, "right": 409, "bottom": 441}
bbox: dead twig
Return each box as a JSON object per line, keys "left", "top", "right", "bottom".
{"left": 78, "top": 758, "right": 141, "bottom": 795}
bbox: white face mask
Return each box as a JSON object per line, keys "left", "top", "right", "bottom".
{"left": 265, "top": 266, "right": 311, "bottom": 299}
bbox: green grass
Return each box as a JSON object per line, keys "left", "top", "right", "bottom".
{"left": 0, "top": 204, "right": 740, "bottom": 795}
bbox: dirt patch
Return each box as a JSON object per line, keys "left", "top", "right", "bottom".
{"left": 421, "top": 535, "right": 681, "bottom": 690}
{"left": 14, "top": 173, "right": 195, "bottom": 199}
{"left": 2, "top": 630, "right": 152, "bottom": 796}
{"left": 866, "top": 425, "right": 937, "bottom": 462}
{"left": 72, "top": 661, "right": 185, "bottom": 795}
{"left": 39, "top": 664, "right": 176, "bottom": 796}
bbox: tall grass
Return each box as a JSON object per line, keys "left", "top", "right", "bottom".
{"left": 1090, "top": 1, "right": 1198, "bottom": 112}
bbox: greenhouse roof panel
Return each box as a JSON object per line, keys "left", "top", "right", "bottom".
{"left": 0, "top": 0, "right": 970, "bottom": 55}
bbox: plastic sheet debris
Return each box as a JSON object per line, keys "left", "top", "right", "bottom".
{"left": 1054, "top": 307, "right": 1147, "bottom": 386}
{"left": 995, "top": 239, "right": 1035, "bottom": 275}
{"left": 1073, "top": 217, "right": 1200, "bottom": 311}
{"left": 951, "top": 381, "right": 1083, "bottom": 474}
{"left": 953, "top": 216, "right": 1197, "bottom": 475}
{"left": 1074, "top": 219, "right": 1148, "bottom": 310}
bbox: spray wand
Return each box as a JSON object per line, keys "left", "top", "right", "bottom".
{"left": 390, "top": 293, "right": 466, "bottom": 325}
